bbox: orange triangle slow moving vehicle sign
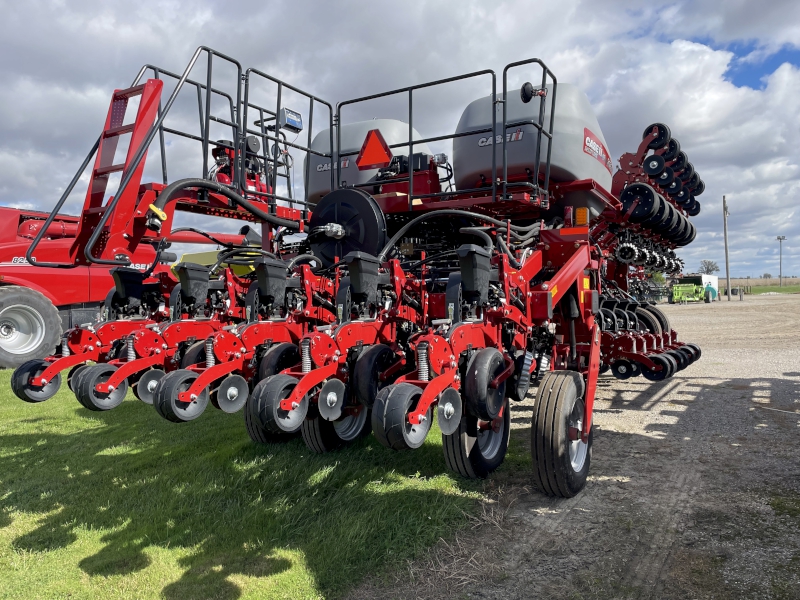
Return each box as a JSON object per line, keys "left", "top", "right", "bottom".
{"left": 355, "top": 129, "right": 393, "bottom": 171}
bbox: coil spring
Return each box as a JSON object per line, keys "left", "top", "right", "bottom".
{"left": 127, "top": 336, "right": 135, "bottom": 361}
{"left": 206, "top": 338, "right": 215, "bottom": 368}
{"left": 301, "top": 340, "right": 311, "bottom": 374}
{"left": 418, "top": 343, "right": 430, "bottom": 382}
{"left": 61, "top": 337, "right": 70, "bottom": 357}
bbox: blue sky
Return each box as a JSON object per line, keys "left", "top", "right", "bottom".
{"left": 0, "top": 0, "right": 798, "bottom": 278}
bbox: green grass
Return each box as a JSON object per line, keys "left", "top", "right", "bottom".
{"left": 749, "top": 285, "right": 800, "bottom": 294}
{"left": 0, "top": 371, "right": 522, "bottom": 599}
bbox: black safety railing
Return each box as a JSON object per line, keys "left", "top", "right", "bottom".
{"left": 242, "top": 69, "right": 335, "bottom": 219}
{"left": 134, "top": 63, "right": 239, "bottom": 185}
{"left": 501, "top": 59, "right": 557, "bottom": 202}
{"left": 336, "top": 69, "right": 497, "bottom": 212}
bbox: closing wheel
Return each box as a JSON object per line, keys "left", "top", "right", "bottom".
{"left": 641, "top": 354, "right": 671, "bottom": 382}
{"left": 642, "top": 123, "right": 671, "bottom": 149}
{"left": 215, "top": 374, "right": 248, "bottom": 413}
{"left": 318, "top": 377, "right": 347, "bottom": 421}
{"left": 257, "top": 342, "right": 300, "bottom": 381}
{"left": 619, "top": 183, "right": 658, "bottom": 223}
{"left": 685, "top": 342, "right": 702, "bottom": 361}
{"left": 250, "top": 374, "right": 307, "bottom": 433}
{"left": 665, "top": 349, "right": 687, "bottom": 371}
{"left": 372, "top": 383, "right": 431, "bottom": 450}
{"left": 67, "top": 364, "right": 88, "bottom": 394}
{"left": 153, "top": 369, "right": 209, "bottom": 422}
{"left": 0, "top": 287, "right": 62, "bottom": 369}
{"left": 676, "top": 345, "right": 696, "bottom": 366}
{"left": 437, "top": 387, "right": 464, "bottom": 435}
{"left": 133, "top": 368, "right": 165, "bottom": 405}
{"left": 642, "top": 154, "right": 665, "bottom": 176}
{"left": 75, "top": 364, "right": 128, "bottom": 411}
{"left": 531, "top": 371, "right": 592, "bottom": 497}
{"left": 611, "top": 360, "right": 634, "bottom": 380}
{"left": 464, "top": 347, "right": 506, "bottom": 421}
{"left": 352, "top": 343, "right": 396, "bottom": 407}
{"left": 443, "top": 397, "right": 510, "bottom": 479}
{"left": 11, "top": 359, "right": 62, "bottom": 403}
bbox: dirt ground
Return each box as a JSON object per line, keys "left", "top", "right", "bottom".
{"left": 354, "top": 294, "right": 800, "bottom": 599}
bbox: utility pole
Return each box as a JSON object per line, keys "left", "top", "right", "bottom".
{"left": 723, "top": 195, "right": 731, "bottom": 301}
{"left": 777, "top": 236, "right": 786, "bottom": 287}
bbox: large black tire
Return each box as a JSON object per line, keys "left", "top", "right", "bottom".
{"left": 75, "top": 364, "right": 128, "bottom": 411}
{"left": 443, "top": 397, "right": 510, "bottom": 479}
{"left": 352, "top": 343, "right": 396, "bottom": 407}
{"left": 531, "top": 371, "right": 592, "bottom": 498}
{"left": 463, "top": 348, "right": 506, "bottom": 421}
{"left": 634, "top": 307, "right": 662, "bottom": 336}
{"left": 180, "top": 341, "right": 207, "bottom": 368}
{"left": 642, "top": 305, "right": 671, "bottom": 333}
{"left": 372, "top": 383, "right": 431, "bottom": 450}
{"left": 301, "top": 407, "right": 344, "bottom": 453}
{"left": 257, "top": 342, "right": 300, "bottom": 382}
{"left": 0, "top": 287, "right": 62, "bottom": 369}
{"left": 11, "top": 359, "right": 62, "bottom": 403}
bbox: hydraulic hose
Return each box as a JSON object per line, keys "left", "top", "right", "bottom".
{"left": 459, "top": 227, "right": 494, "bottom": 253}
{"left": 147, "top": 178, "right": 300, "bottom": 232}
{"left": 287, "top": 254, "right": 321, "bottom": 270}
{"left": 496, "top": 235, "right": 522, "bottom": 269}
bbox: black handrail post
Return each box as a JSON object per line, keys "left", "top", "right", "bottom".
{"left": 272, "top": 82, "right": 283, "bottom": 213}
{"left": 408, "top": 90, "right": 413, "bottom": 212}
{"left": 202, "top": 52, "right": 212, "bottom": 182}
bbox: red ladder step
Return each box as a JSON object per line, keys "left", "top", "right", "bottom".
{"left": 94, "top": 164, "right": 126, "bottom": 177}
{"left": 103, "top": 124, "right": 135, "bottom": 139}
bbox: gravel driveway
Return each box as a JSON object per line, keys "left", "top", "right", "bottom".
{"left": 355, "top": 294, "right": 800, "bottom": 599}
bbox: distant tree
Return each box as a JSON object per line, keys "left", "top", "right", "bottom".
{"left": 763, "top": 273, "right": 773, "bottom": 279}
{"left": 699, "top": 260, "right": 720, "bottom": 275}
{"left": 651, "top": 272, "right": 665, "bottom": 283}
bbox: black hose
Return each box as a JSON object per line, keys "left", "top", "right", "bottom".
{"left": 210, "top": 248, "right": 277, "bottom": 273}
{"left": 378, "top": 210, "right": 506, "bottom": 261}
{"left": 170, "top": 227, "right": 238, "bottom": 248}
{"left": 496, "top": 235, "right": 522, "bottom": 269}
{"left": 459, "top": 227, "right": 494, "bottom": 252}
{"left": 148, "top": 178, "right": 300, "bottom": 231}
{"left": 287, "top": 254, "right": 321, "bottom": 270}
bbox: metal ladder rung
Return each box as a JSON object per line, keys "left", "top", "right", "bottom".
{"left": 94, "top": 164, "right": 126, "bottom": 177}
{"left": 103, "top": 124, "right": 135, "bottom": 138}
{"left": 113, "top": 84, "right": 146, "bottom": 99}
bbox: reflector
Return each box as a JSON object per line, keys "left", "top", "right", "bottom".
{"left": 355, "top": 129, "right": 393, "bottom": 171}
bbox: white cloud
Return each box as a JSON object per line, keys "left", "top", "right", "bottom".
{"left": 0, "top": 0, "right": 798, "bottom": 276}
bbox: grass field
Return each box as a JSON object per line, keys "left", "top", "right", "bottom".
{"left": 0, "top": 372, "right": 523, "bottom": 599}
{"left": 748, "top": 285, "right": 800, "bottom": 294}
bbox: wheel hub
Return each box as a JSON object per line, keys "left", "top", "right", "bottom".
{"left": 0, "top": 305, "right": 46, "bottom": 354}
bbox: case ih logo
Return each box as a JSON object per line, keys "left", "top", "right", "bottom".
{"left": 583, "top": 128, "right": 613, "bottom": 174}
{"left": 316, "top": 158, "right": 350, "bottom": 172}
{"left": 477, "top": 129, "right": 524, "bottom": 147}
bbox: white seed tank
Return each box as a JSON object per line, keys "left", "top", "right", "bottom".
{"left": 453, "top": 83, "right": 613, "bottom": 216}
{"left": 305, "top": 119, "right": 433, "bottom": 205}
